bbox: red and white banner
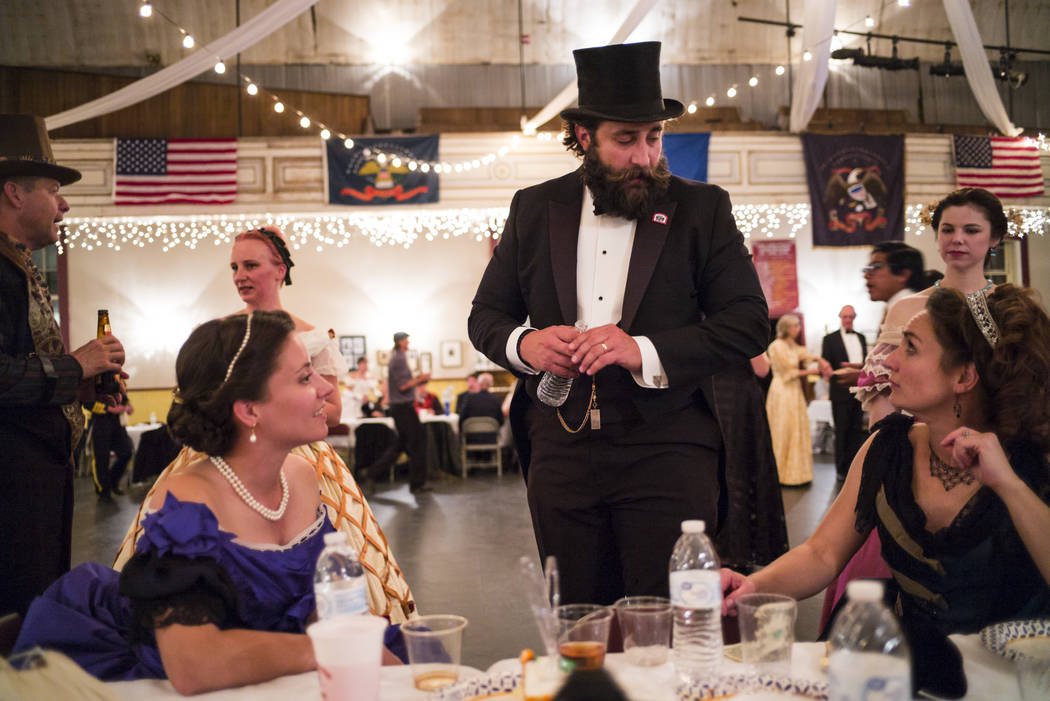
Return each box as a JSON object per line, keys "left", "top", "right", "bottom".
{"left": 953, "top": 135, "right": 1044, "bottom": 198}
{"left": 752, "top": 240, "right": 799, "bottom": 318}
{"left": 114, "top": 138, "right": 237, "bottom": 205}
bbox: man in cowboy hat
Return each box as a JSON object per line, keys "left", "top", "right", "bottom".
{"left": 0, "top": 114, "right": 126, "bottom": 616}
{"left": 469, "top": 43, "right": 768, "bottom": 604}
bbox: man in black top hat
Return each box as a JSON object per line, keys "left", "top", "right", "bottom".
{"left": 469, "top": 43, "right": 768, "bottom": 604}
{"left": 0, "top": 114, "right": 126, "bottom": 616}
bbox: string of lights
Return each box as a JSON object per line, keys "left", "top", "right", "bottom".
{"left": 134, "top": 1, "right": 530, "bottom": 172}
{"left": 135, "top": 1, "right": 1048, "bottom": 157}
{"left": 61, "top": 201, "right": 1045, "bottom": 256}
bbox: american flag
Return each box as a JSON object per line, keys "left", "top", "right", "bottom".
{"left": 114, "top": 138, "right": 237, "bottom": 205}
{"left": 953, "top": 135, "right": 1044, "bottom": 199}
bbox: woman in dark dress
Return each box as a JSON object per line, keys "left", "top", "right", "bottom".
{"left": 15, "top": 312, "right": 401, "bottom": 693}
{"left": 721, "top": 284, "right": 1050, "bottom": 635}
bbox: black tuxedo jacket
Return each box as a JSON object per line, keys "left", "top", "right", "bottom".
{"left": 821, "top": 329, "right": 868, "bottom": 404}
{"left": 468, "top": 169, "right": 768, "bottom": 440}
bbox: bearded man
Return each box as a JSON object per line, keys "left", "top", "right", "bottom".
{"left": 469, "top": 42, "right": 768, "bottom": 604}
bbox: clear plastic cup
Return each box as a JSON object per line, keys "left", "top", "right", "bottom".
{"left": 736, "top": 593, "right": 797, "bottom": 676}
{"left": 616, "top": 596, "right": 672, "bottom": 666}
{"left": 401, "top": 614, "right": 468, "bottom": 691}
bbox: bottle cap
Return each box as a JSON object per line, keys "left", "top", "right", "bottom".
{"left": 323, "top": 532, "right": 346, "bottom": 546}
{"left": 681, "top": 520, "right": 705, "bottom": 534}
{"left": 846, "top": 579, "right": 884, "bottom": 602}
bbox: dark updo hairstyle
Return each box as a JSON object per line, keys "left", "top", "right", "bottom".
{"left": 931, "top": 187, "right": 1007, "bottom": 250}
{"left": 926, "top": 284, "right": 1050, "bottom": 452}
{"left": 167, "top": 310, "right": 296, "bottom": 456}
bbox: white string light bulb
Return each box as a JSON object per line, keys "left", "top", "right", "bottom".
{"left": 775, "top": 65, "right": 786, "bottom": 75}
{"left": 687, "top": 102, "right": 698, "bottom": 114}
{"left": 299, "top": 115, "right": 310, "bottom": 128}
{"left": 705, "top": 95, "right": 715, "bottom": 107}
{"left": 803, "top": 50, "right": 812, "bottom": 61}
{"left": 214, "top": 61, "right": 226, "bottom": 74}
{"left": 246, "top": 83, "right": 258, "bottom": 95}
{"left": 344, "top": 138, "right": 354, "bottom": 149}
{"left": 726, "top": 85, "right": 738, "bottom": 98}
{"left": 274, "top": 102, "right": 284, "bottom": 113}
{"left": 139, "top": 3, "right": 153, "bottom": 18}
{"left": 320, "top": 128, "right": 331, "bottom": 140}
{"left": 865, "top": 15, "right": 875, "bottom": 28}
{"left": 182, "top": 34, "right": 195, "bottom": 49}
{"left": 748, "top": 76, "right": 758, "bottom": 87}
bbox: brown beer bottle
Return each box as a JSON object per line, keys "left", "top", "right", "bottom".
{"left": 95, "top": 309, "right": 120, "bottom": 394}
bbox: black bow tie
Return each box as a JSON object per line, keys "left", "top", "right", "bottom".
{"left": 843, "top": 329, "right": 856, "bottom": 334}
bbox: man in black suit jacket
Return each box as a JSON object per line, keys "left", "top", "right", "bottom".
{"left": 821, "top": 305, "right": 868, "bottom": 480}
{"left": 468, "top": 43, "right": 768, "bottom": 604}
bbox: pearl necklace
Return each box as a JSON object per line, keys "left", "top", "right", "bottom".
{"left": 209, "top": 455, "right": 289, "bottom": 521}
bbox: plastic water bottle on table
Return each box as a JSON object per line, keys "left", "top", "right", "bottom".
{"left": 669, "top": 519, "right": 723, "bottom": 684}
{"left": 314, "top": 531, "right": 368, "bottom": 619}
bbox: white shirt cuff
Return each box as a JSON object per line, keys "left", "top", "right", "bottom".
{"left": 506, "top": 326, "right": 539, "bottom": 375}
{"left": 631, "top": 335, "right": 668, "bottom": 388}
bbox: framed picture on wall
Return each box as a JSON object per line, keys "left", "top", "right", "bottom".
{"left": 376, "top": 349, "right": 390, "bottom": 366}
{"left": 339, "top": 335, "right": 366, "bottom": 368}
{"left": 407, "top": 349, "right": 419, "bottom": 372}
{"left": 441, "top": 340, "right": 462, "bottom": 368}
{"left": 420, "top": 352, "right": 432, "bottom": 374}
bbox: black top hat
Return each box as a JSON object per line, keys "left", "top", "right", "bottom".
{"left": 560, "top": 42, "right": 684, "bottom": 124}
{"left": 0, "top": 114, "right": 82, "bottom": 186}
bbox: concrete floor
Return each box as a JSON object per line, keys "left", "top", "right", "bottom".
{"left": 73, "top": 452, "right": 838, "bottom": 670}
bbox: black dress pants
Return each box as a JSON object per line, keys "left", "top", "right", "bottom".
{"left": 526, "top": 407, "right": 720, "bottom": 606}
{"left": 91, "top": 413, "right": 133, "bottom": 494}
{"left": 389, "top": 403, "right": 427, "bottom": 489}
{"left": 831, "top": 398, "right": 867, "bottom": 479}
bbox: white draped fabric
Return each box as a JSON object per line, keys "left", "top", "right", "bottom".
{"left": 523, "top": 0, "right": 657, "bottom": 133}
{"left": 45, "top": 0, "right": 319, "bottom": 131}
{"left": 942, "top": 0, "right": 1022, "bottom": 137}
{"left": 788, "top": 0, "right": 837, "bottom": 133}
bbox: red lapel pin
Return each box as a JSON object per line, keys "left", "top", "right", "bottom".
{"left": 652, "top": 213, "right": 668, "bottom": 224}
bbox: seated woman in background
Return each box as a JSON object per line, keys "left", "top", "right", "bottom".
{"left": 15, "top": 312, "right": 402, "bottom": 692}
{"left": 723, "top": 285, "right": 1050, "bottom": 635}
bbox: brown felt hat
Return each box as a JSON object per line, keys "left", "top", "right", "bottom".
{"left": 0, "top": 114, "right": 82, "bottom": 186}
{"left": 560, "top": 42, "right": 684, "bottom": 124}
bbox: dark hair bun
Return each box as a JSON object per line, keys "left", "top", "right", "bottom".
{"left": 166, "top": 311, "right": 295, "bottom": 456}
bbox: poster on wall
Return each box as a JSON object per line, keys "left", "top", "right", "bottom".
{"left": 327, "top": 135, "right": 439, "bottom": 206}
{"left": 802, "top": 133, "right": 904, "bottom": 246}
{"left": 752, "top": 240, "right": 799, "bottom": 318}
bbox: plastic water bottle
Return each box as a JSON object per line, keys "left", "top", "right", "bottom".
{"left": 536, "top": 321, "right": 587, "bottom": 407}
{"left": 669, "top": 519, "right": 722, "bottom": 683}
{"left": 827, "top": 580, "right": 911, "bottom": 701}
{"left": 314, "top": 532, "right": 368, "bottom": 619}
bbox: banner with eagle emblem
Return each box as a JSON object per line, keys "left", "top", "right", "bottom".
{"left": 801, "top": 134, "right": 904, "bottom": 246}
{"left": 327, "top": 135, "right": 439, "bottom": 206}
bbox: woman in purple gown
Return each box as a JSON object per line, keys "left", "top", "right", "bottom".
{"left": 15, "top": 311, "right": 401, "bottom": 693}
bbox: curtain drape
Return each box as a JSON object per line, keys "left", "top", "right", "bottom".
{"left": 942, "top": 0, "right": 1022, "bottom": 137}
{"left": 45, "top": 0, "right": 319, "bottom": 131}
{"left": 788, "top": 0, "right": 837, "bottom": 133}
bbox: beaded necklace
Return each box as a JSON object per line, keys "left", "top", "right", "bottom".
{"left": 209, "top": 455, "right": 289, "bottom": 520}
{"left": 935, "top": 278, "right": 993, "bottom": 294}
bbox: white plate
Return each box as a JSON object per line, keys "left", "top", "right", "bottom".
{"left": 980, "top": 619, "right": 1050, "bottom": 662}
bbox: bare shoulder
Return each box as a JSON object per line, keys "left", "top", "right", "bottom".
{"left": 284, "top": 454, "right": 321, "bottom": 506}
{"left": 289, "top": 314, "right": 315, "bottom": 332}
{"left": 148, "top": 458, "right": 221, "bottom": 511}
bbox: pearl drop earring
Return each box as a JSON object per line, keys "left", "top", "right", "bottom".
{"left": 249, "top": 424, "right": 258, "bottom": 443}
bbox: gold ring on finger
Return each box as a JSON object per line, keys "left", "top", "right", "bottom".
{"left": 601, "top": 342, "right": 609, "bottom": 353}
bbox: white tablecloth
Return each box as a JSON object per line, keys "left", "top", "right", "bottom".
{"left": 106, "top": 635, "right": 1020, "bottom": 700}
{"left": 126, "top": 422, "right": 163, "bottom": 453}
{"left": 327, "top": 414, "right": 459, "bottom": 452}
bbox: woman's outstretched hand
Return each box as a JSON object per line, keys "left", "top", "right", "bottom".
{"left": 720, "top": 568, "right": 755, "bottom": 616}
